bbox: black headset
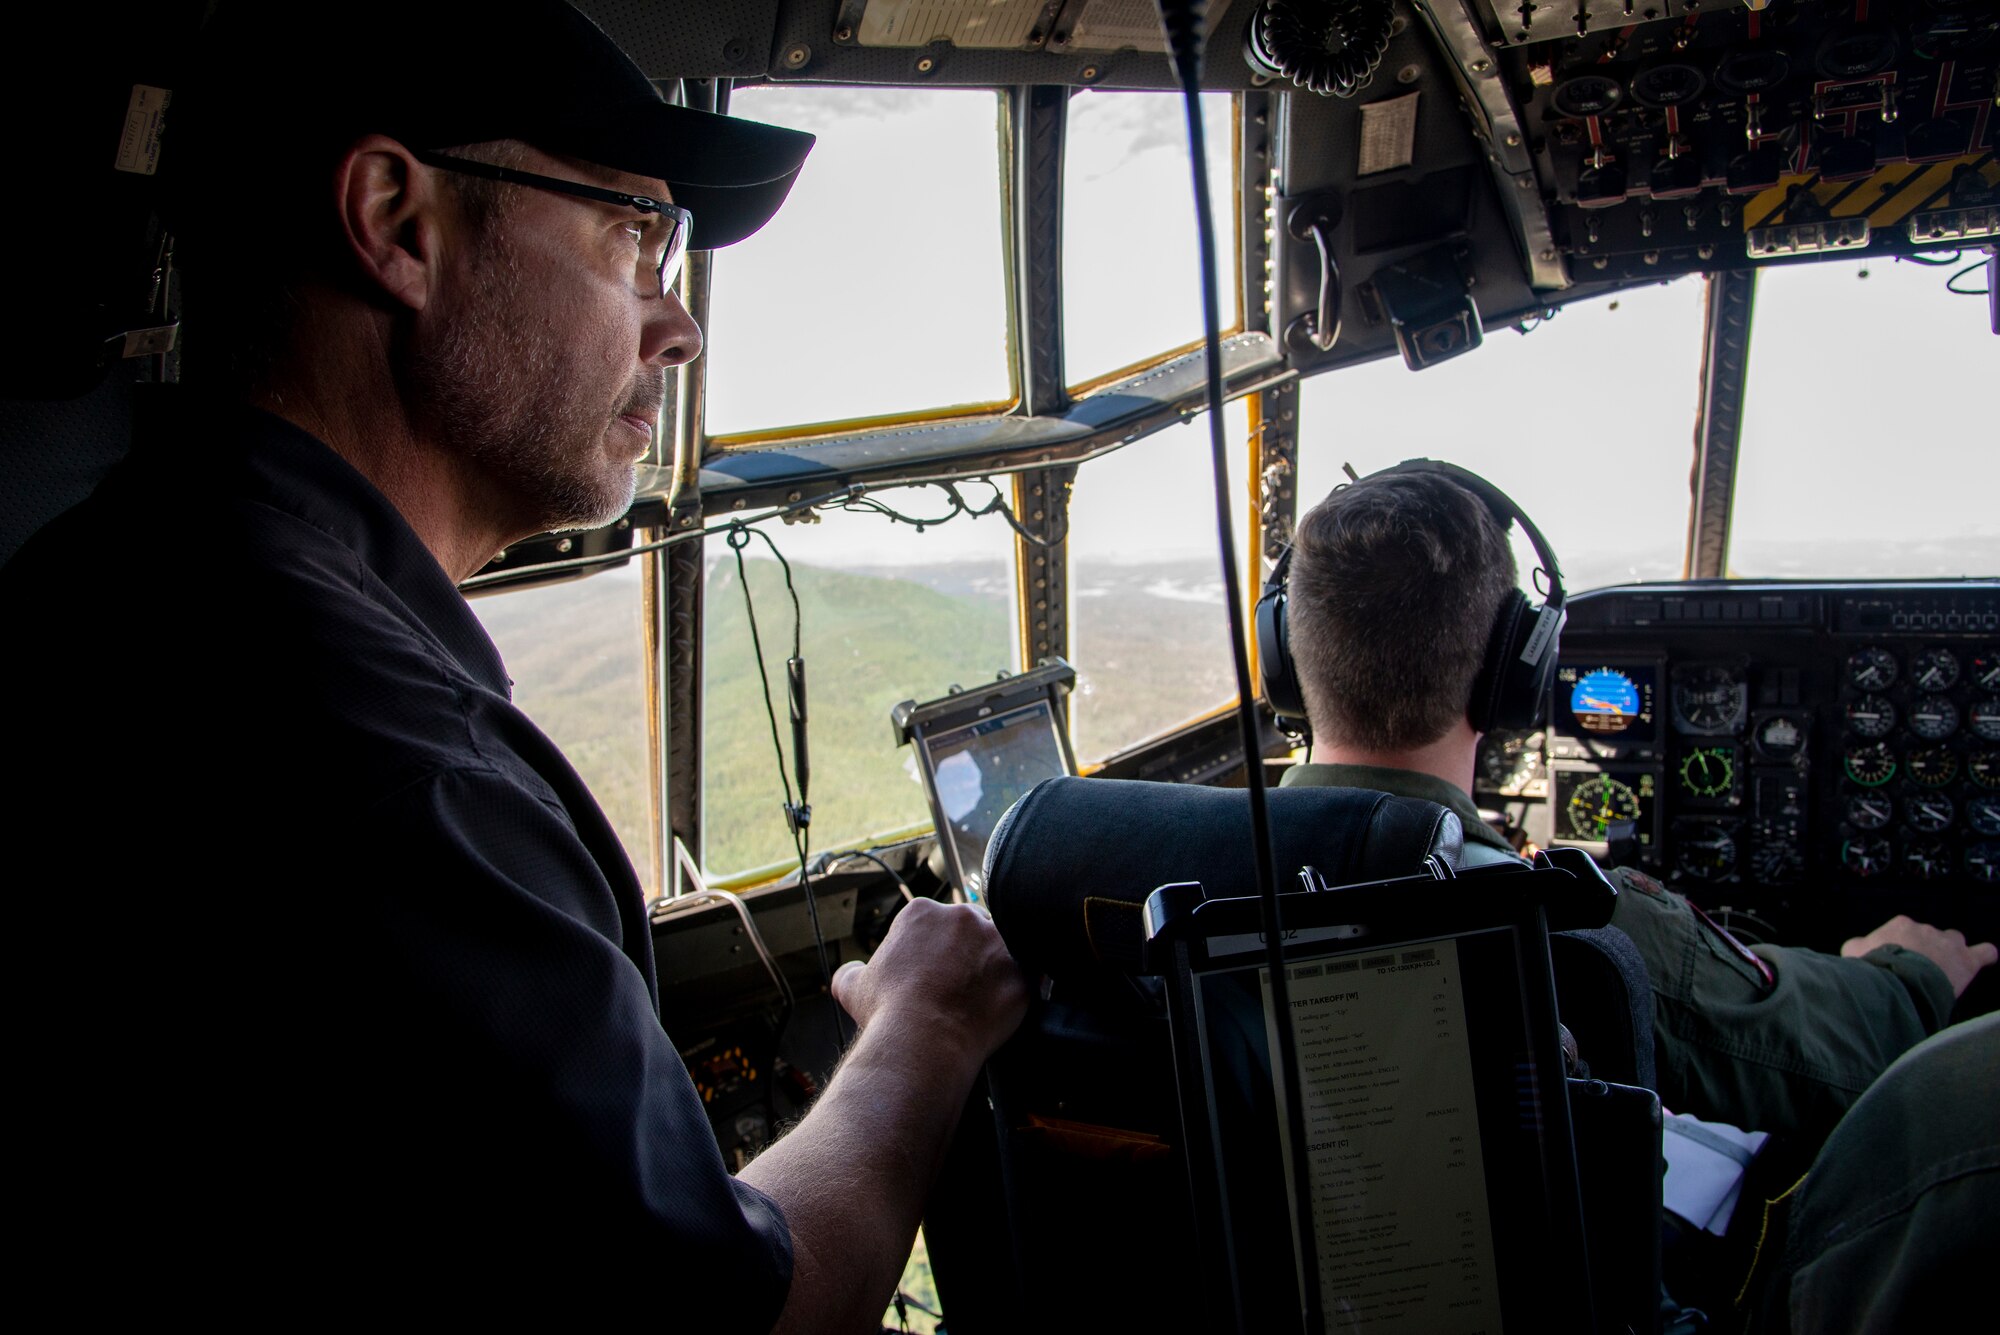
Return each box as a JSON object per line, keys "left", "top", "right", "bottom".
{"left": 1255, "top": 459, "right": 1567, "bottom": 738}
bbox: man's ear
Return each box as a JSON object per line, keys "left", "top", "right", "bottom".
{"left": 331, "top": 134, "right": 445, "bottom": 313}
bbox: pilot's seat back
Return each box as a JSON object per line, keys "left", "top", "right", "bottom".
{"left": 922, "top": 778, "right": 1471, "bottom": 1334}
{"left": 928, "top": 776, "right": 1661, "bottom": 1334}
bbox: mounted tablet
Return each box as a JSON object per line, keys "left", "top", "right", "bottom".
{"left": 1146, "top": 853, "right": 1604, "bottom": 1334}
{"left": 891, "top": 658, "right": 1078, "bottom": 900}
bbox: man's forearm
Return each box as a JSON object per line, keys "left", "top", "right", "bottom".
{"left": 738, "top": 1011, "right": 985, "bottom": 1335}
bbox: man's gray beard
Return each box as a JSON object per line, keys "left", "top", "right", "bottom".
{"left": 407, "top": 234, "right": 638, "bottom": 534}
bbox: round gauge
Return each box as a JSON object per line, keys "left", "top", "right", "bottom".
{"left": 1570, "top": 668, "right": 1643, "bottom": 734}
{"left": 1968, "top": 843, "right": 2000, "bottom": 885}
{"left": 1904, "top": 792, "right": 1955, "bottom": 833}
{"left": 1566, "top": 774, "right": 1642, "bottom": 841}
{"left": 1843, "top": 694, "right": 1897, "bottom": 739}
{"left": 1907, "top": 694, "right": 1959, "bottom": 741}
{"left": 1672, "top": 666, "right": 1748, "bottom": 735}
{"left": 1750, "top": 834, "right": 1804, "bottom": 885}
{"left": 1754, "top": 714, "right": 1807, "bottom": 761}
{"left": 1910, "top": 647, "right": 1961, "bottom": 692}
{"left": 1973, "top": 651, "right": 2000, "bottom": 693}
{"left": 1673, "top": 821, "right": 1737, "bottom": 881}
{"left": 1846, "top": 647, "right": 1898, "bottom": 692}
{"left": 1843, "top": 741, "right": 1898, "bottom": 787}
{"left": 1970, "top": 696, "right": 2000, "bottom": 742}
{"left": 1970, "top": 795, "right": 2000, "bottom": 837}
{"left": 1845, "top": 791, "right": 1895, "bottom": 831}
{"left": 1678, "top": 746, "right": 1737, "bottom": 799}
{"left": 1906, "top": 746, "right": 1959, "bottom": 788}
{"left": 1839, "top": 835, "right": 1893, "bottom": 878}
{"left": 1972, "top": 750, "right": 2000, "bottom": 791}
{"left": 1904, "top": 839, "right": 1953, "bottom": 881}
{"left": 1478, "top": 730, "right": 1545, "bottom": 794}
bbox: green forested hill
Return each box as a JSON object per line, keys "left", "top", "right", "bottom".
{"left": 471, "top": 552, "right": 1242, "bottom": 882}
{"left": 703, "top": 557, "right": 1013, "bottom": 874}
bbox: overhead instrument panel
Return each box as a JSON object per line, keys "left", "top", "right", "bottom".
{"left": 1440, "top": 0, "right": 2000, "bottom": 285}
{"left": 1493, "top": 581, "right": 2000, "bottom": 964}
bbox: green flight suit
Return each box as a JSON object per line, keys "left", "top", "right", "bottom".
{"left": 1280, "top": 763, "right": 1954, "bottom": 1142}
{"left": 1746, "top": 1012, "right": 1999, "bottom": 1334}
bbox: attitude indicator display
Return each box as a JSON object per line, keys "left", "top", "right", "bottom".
{"left": 1553, "top": 661, "right": 1660, "bottom": 759}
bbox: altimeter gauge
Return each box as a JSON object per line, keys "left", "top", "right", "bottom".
{"left": 1970, "top": 696, "right": 2000, "bottom": 743}
{"left": 1671, "top": 665, "right": 1748, "bottom": 735}
{"left": 1973, "top": 651, "right": 2000, "bottom": 693}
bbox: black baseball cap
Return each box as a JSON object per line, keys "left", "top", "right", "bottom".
{"left": 170, "top": 0, "right": 814, "bottom": 251}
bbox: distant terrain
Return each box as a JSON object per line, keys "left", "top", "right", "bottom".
{"left": 473, "top": 544, "right": 1999, "bottom": 881}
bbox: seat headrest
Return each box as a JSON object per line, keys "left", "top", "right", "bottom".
{"left": 983, "top": 777, "right": 1464, "bottom": 979}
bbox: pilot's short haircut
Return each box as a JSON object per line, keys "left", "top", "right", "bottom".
{"left": 1287, "top": 470, "right": 1518, "bottom": 752}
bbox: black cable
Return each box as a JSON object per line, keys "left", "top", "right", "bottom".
{"left": 1899, "top": 249, "right": 1963, "bottom": 266}
{"left": 1946, "top": 257, "right": 1991, "bottom": 296}
{"left": 821, "top": 847, "right": 918, "bottom": 902}
{"left": 457, "top": 476, "right": 1061, "bottom": 593}
{"left": 726, "top": 524, "right": 846, "bottom": 1048}
{"left": 1159, "top": 3, "right": 1323, "bottom": 1330}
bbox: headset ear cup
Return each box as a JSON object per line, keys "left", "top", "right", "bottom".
{"left": 1468, "top": 590, "right": 1530, "bottom": 734}
{"left": 1257, "top": 585, "right": 1307, "bottom": 724}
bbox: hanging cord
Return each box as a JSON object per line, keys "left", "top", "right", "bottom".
{"left": 727, "top": 523, "right": 848, "bottom": 1048}
{"left": 1158, "top": 2, "right": 1324, "bottom": 1330}
{"left": 1946, "top": 255, "right": 1991, "bottom": 297}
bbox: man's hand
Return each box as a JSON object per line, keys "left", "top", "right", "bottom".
{"left": 831, "top": 898, "right": 1030, "bottom": 1077}
{"left": 1843, "top": 914, "right": 1999, "bottom": 998}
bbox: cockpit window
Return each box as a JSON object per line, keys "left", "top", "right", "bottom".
{"left": 1729, "top": 256, "right": 1996, "bottom": 578}
{"left": 703, "top": 87, "right": 1013, "bottom": 441}
{"left": 1293, "top": 276, "right": 1709, "bottom": 593}
{"left": 1063, "top": 90, "right": 1239, "bottom": 390}
{"left": 701, "top": 491, "right": 1021, "bottom": 881}
{"left": 470, "top": 568, "right": 655, "bottom": 896}
{"left": 1068, "top": 403, "right": 1253, "bottom": 760}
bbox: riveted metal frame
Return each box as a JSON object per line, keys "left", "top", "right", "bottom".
{"left": 1686, "top": 269, "right": 1758, "bottom": 579}
{"left": 1009, "top": 84, "right": 1070, "bottom": 418}
{"left": 663, "top": 524, "right": 708, "bottom": 871}
{"left": 1013, "top": 465, "right": 1076, "bottom": 668}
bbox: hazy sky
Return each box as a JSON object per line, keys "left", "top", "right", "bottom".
{"left": 691, "top": 86, "right": 1996, "bottom": 586}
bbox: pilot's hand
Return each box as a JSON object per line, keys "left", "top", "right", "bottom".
{"left": 832, "top": 897, "right": 1030, "bottom": 1072}
{"left": 1842, "top": 914, "right": 1999, "bottom": 998}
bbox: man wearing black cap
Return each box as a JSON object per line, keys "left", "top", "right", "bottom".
{"left": 1, "top": 3, "right": 1026, "bottom": 1324}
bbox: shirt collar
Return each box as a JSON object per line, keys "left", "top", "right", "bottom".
{"left": 1280, "top": 761, "right": 1517, "bottom": 854}
{"left": 133, "top": 386, "right": 512, "bottom": 696}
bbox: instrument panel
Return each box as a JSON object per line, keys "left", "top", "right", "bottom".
{"left": 1479, "top": 581, "right": 2000, "bottom": 959}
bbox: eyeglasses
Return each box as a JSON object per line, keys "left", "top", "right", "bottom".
{"left": 411, "top": 149, "right": 692, "bottom": 296}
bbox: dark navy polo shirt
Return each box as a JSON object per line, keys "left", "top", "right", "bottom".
{"left": 2, "top": 389, "right": 790, "bottom": 1317}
